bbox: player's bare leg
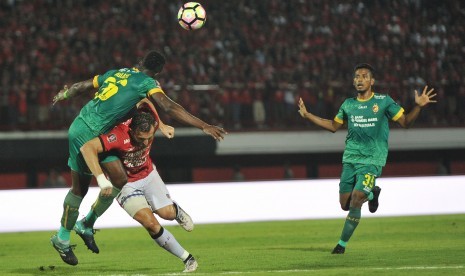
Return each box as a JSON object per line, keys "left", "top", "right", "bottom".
{"left": 156, "top": 203, "right": 194, "bottom": 232}
{"left": 75, "top": 160, "right": 126, "bottom": 253}
{"left": 51, "top": 171, "right": 91, "bottom": 265}
{"left": 332, "top": 190, "right": 365, "bottom": 254}
{"left": 134, "top": 207, "right": 198, "bottom": 272}
{"left": 339, "top": 192, "right": 352, "bottom": 211}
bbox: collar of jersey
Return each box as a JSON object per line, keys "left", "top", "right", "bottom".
{"left": 356, "top": 92, "right": 374, "bottom": 102}
{"left": 132, "top": 67, "right": 140, "bottom": 72}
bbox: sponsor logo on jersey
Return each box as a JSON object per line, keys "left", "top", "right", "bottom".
{"left": 107, "top": 133, "right": 117, "bottom": 143}
{"left": 358, "top": 105, "right": 367, "bottom": 109}
{"left": 372, "top": 103, "right": 379, "bottom": 113}
{"left": 124, "top": 139, "right": 130, "bottom": 144}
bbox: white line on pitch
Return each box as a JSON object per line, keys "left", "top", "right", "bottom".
{"left": 159, "top": 265, "right": 465, "bottom": 275}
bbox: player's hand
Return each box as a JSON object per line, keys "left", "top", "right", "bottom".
{"left": 203, "top": 125, "right": 227, "bottom": 141}
{"left": 415, "top": 86, "right": 437, "bottom": 107}
{"left": 160, "top": 124, "right": 175, "bottom": 139}
{"left": 96, "top": 174, "right": 113, "bottom": 197}
{"left": 52, "top": 85, "right": 69, "bottom": 105}
{"left": 100, "top": 186, "right": 113, "bottom": 197}
{"left": 298, "top": 97, "right": 308, "bottom": 118}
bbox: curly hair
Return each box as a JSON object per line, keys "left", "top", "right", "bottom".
{"left": 142, "top": 50, "right": 165, "bottom": 74}
{"left": 129, "top": 111, "right": 155, "bottom": 132}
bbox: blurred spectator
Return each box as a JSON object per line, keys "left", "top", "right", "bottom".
{"left": 284, "top": 89, "right": 296, "bottom": 125}
{"left": 283, "top": 161, "right": 295, "bottom": 180}
{"left": 252, "top": 90, "right": 266, "bottom": 129}
{"left": 436, "top": 158, "right": 451, "bottom": 175}
{"left": 43, "top": 168, "right": 67, "bottom": 188}
{"left": 232, "top": 165, "right": 245, "bottom": 181}
{"left": 230, "top": 89, "right": 242, "bottom": 129}
{"left": 1, "top": 0, "right": 464, "bottom": 131}
{"left": 7, "top": 90, "right": 18, "bottom": 129}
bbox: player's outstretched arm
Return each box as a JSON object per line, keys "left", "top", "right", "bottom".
{"left": 159, "top": 120, "right": 175, "bottom": 139}
{"left": 52, "top": 79, "right": 95, "bottom": 105}
{"left": 298, "top": 97, "right": 342, "bottom": 133}
{"left": 80, "top": 138, "right": 113, "bottom": 196}
{"left": 137, "top": 98, "right": 175, "bottom": 139}
{"left": 149, "top": 93, "right": 227, "bottom": 141}
{"left": 396, "top": 86, "right": 437, "bottom": 129}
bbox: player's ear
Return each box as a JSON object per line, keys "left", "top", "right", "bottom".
{"left": 371, "top": 78, "right": 375, "bottom": 86}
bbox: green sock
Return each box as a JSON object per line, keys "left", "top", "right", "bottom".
{"left": 58, "top": 190, "right": 82, "bottom": 242}
{"left": 340, "top": 207, "right": 361, "bottom": 244}
{"left": 85, "top": 210, "right": 98, "bottom": 226}
{"left": 88, "top": 187, "right": 120, "bottom": 227}
{"left": 367, "top": 192, "right": 374, "bottom": 201}
{"left": 338, "top": 240, "right": 347, "bottom": 247}
{"left": 57, "top": 226, "right": 71, "bottom": 242}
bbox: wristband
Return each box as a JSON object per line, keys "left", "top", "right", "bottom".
{"left": 96, "top": 174, "right": 112, "bottom": 189}
{"left": 63, "top": 89, "right": 69, "bottom": 99}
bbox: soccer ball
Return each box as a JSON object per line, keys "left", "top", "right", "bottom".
{"left": 177, "top": 2, "right": 206, "bottom": 30}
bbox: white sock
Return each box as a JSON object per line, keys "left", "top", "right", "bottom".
{"left": 153, "top": 227, "right": 189, "bottom": 260}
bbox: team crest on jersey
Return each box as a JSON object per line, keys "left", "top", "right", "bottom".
{"left": 372, "top": 103, "right": 379, "bottom": 113}
{"left": 107, "top": 133, "right": 117, "bottom": 143}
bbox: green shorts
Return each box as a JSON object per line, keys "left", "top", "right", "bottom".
{"left": 67, "top": 117, "right": 119, "bottom": 174}
{"left": 339, "top": 163, "right": 383, "bottom": 195}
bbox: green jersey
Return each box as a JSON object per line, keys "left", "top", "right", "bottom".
{"left": 78, "top": 67, "right": 164, "bottom": 134}
{"left": 334, "top": 93, "right": 404, "bottom": 166}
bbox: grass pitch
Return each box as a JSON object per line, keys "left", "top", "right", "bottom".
{"left": 0, "top": 214, "right": 464, "bottom": 275}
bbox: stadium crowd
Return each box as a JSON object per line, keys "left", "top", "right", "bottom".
{"left": 1, "top": 0, "right": 464, "bottom": 131}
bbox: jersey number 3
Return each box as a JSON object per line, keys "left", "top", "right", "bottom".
{"left": 362, "top": 174, "right": 375, "bottom": 189}
{"left": 95, "top": 77, "right": 128, "bottom": 101}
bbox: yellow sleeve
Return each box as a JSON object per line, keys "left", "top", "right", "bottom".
{"left": 147, "top": 87, "right": 165, "bottom": 96}
{"left": 391, "top": 108, "right": 405, "bottom": 121}
{"left": 334, "top": 116, "right": 344, "bottom": 124}
{"left": 92, "top": 75, "right": 99, "bottom": 88}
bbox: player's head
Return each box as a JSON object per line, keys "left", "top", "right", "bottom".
{"left": 354, "top": 63, "right": 375, "bottom": 78}
{"left": 129, "top": 111, "right": 156, "bottom": 147}
{"left": 140, "top": 50, "right": 165, "bottom": 76}
{"left": 353, "top": 63, "right": 375, "bottom": 93}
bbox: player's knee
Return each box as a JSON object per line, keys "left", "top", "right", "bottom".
{"left": 351, "top": 193, "right": 366, "bottom": 208}
{"left": 339, "top": 193, "right": 351, "bottom": 211}
{"left": 144, "top": 220, "right": 161, "bottom": 233}
{"left": 134, "top": 210, "right": 160, "bottom": 232}
{"left": 156, "top": 205, "right": 176, "bottom": 220}
{"left": 70, "top": 185, "right": 87, "bottom": 197}
{"left": 340, "top": 202, "right": 350, "bottom": 211}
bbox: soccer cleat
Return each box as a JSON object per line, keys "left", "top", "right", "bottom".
{"left": 331, "top": 244, "right": 346, "bottom": 254}
{"left": 183, "top": 255, "right": 198, "bottom": 273}
{"left": 74, "top": 219, "right": 100, "bottom": 253}
{"left": 368, "top": 186, "right": 381, "bottom": 213}
{"left": 175, "top": 203, "right": 194, "bottom": 232}
{"left": 50, "top": 235, "right": 78, "bottom": 266}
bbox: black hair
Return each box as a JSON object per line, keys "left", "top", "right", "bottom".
{"left": 142, "top": 50, "right": 165, "bottom": 74}
{"left": 129, "top": 111, "right": 155, "bottom": 132}
{"left": 354, "top": 63, "right": 375, "bottom": 77}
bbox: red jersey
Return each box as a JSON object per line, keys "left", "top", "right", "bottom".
{"left": 99, "top": 102, "right": 159, "bottom": 182}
